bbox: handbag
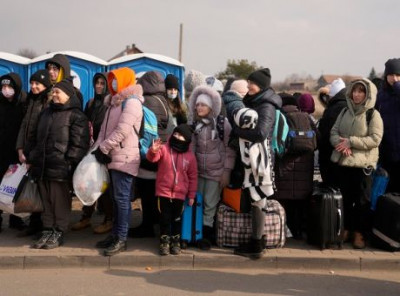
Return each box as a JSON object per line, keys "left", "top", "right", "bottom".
{"left": 13, "top": 173, "right": 43, "bottom": 213}
{"left": 0, "top": 163, "right": 29, "bottom": 217}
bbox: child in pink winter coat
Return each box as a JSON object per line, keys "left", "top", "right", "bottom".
{"left": 146, "top": 124, "right": 198, "bottom": 256}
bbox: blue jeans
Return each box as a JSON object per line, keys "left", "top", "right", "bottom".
{"left": 109, "top": 170, "right": 134, "bottom": 241}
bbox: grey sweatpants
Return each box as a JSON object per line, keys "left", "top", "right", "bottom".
{"left": 38, "top": 180, "right": 72, "bottom": 233}
{"left": 197, "top": 177, "right": 220, "bottom": 228}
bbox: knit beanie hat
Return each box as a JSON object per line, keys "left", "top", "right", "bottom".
{"left": 329, "top": 78, "right": 346, "bottom": 97}
{"left": 384, "top": 58, "right": 400, "bottom": 75}
{"left": 54, "top": 78, "right": 75, "bottom": 97}
{"left": 280, "top": 92, "right": 299, "bottom": 107}
{"left": 1, "top": 76, "right": 15, "bottom": 88}
{"left": 30, "top": 70, "right": 51, "bottom": 88}
{"left": 247, "top": 68, "right": 271, "bottom": 90}
{"left": 184, "top": 70, "right": 206, "bottom": 95}
{"left": 165, "top": 74, "right": 179, "bottom": 90}
{"left": 230, "top": 79, "right": 248, "bottom": 98}
{"left": 297, "top": 93, "right": 315, "bottom": 114}
{"left": 206, "top": 76, "right": 224, "bottom": 93}
{"left": 173, "top": 124, "right": 193, "bottom": 143}
{"left": 195, "top": 93, "right": 213, "bottom": 109}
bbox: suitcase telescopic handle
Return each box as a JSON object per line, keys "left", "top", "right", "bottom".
{"left": 337, "top": 209, "right": 342, "bottom": 236}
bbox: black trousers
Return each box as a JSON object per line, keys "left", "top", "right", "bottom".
{"left": 81, "top": 188, "right": 113, "bottom": 221}
{"left": 135, "top": 177, "right": 159, "bottom": 228}
{"left": 337, "top": 166, "right": 372, "bottom": 234}
{"left": 381, "top": 161, "right": 400, "bottom": 193}
{"left": 158, "top": 197, "right": 184, "bottom": 237}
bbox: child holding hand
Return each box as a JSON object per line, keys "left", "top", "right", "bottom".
{"left": 146, "top": 124, "right": 198, "bottom": 255}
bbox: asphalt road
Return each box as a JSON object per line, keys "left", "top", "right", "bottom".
{"left": 1, "top": 268, "right": 399, "bottom": 296}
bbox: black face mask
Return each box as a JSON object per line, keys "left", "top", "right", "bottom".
{"left": 169, "top": 136, "right": 190, "bottom": 153}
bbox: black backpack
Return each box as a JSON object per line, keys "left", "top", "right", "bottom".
{"left": 285, "top": 111, "right": 317, "bottom": 155}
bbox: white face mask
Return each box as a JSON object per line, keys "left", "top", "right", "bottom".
{"left": 167, "top": 93, "right": 178, "bottom": 100}
{"left": 111, "top": 79, "right": 118, "bottom": 92}
{"left": 2, "top": 87, "right": 15, "bottom": 98}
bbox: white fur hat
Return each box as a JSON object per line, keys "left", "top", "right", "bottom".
{"left": 230, "top": 80, "right": 248, "bottom": 98}
{"left": 329, "top": 78, "right": 346, "bottom": 97}
{"left": 234, "top": 108, "right": 258, "bottom": 129}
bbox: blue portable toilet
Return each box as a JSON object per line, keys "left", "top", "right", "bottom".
{"left": 0, "top": 52, "right": 30, "bottom": 92}
{"left": 30, "top": 51, "right": 107, "bottom": 106}
{"left": 108, "top": 53, "right": 185, "bottom": 96}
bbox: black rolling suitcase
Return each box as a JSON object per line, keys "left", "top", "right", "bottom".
{"left": 371, "top": 193, "right": 400, "bottom": 251}
{"left": 307, "top": 182, "right": 344, "bottom": 249}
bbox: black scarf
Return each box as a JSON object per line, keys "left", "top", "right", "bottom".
{"left": 169, "top": 136, "right": 190, "bottom": 153}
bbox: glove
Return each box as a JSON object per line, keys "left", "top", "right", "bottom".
{"left": 92, "top": 148, "right": 112, "bottom": 164}
{"left": 220, "top": 170, "right": 231, "bottom": 189}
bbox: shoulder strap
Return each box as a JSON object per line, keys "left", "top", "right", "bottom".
{"left": 152, "top": 95, "right": 169, "bottom": 120}
{"left": 216, "top": 114, "right": 225, "bottom": 141}
{"left": 366, "top": 108, "right": 374, "bottom": 126}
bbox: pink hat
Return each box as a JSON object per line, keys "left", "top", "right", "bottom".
{"left": 230, "top": 79, "right": 248, "bottom": 98}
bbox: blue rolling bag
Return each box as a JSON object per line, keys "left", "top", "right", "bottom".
{"left": 370, "top": 166, "right": 389, "bottom": 211}
{"left": 181, "top": 192, "right": 203, "bottom": 245}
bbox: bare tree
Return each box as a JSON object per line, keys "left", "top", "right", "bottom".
{"left": 17, "top": 48, "right": 38, "bottom": 59}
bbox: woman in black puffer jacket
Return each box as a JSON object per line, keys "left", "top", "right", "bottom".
{"left": 28, "top": 79, "right": 89, "bottom": 250}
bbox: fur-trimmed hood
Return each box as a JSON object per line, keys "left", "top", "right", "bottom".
{"left": 104, "top": 84, "right": 144, "bottom": 107}
{"left": 189, "top": 85, "right": 221, "bottom": 118}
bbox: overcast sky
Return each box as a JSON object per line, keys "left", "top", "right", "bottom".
{"left": 2, "top": 0, "right": 399, "bottom": 81}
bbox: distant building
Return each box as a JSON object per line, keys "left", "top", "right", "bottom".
{"left": 108, "top": 44, "right": 143, "bottom": 61}
{"left": 289, "top": 81, "right": 317, "bottom": 92}
{"left": 317, "top": 74, "right": 363, "bottom": 89}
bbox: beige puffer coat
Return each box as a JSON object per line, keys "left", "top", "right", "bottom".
{"left": 330, "top": 78, "right": 383, "bottom": 169}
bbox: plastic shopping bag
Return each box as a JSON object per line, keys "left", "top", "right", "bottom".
{"left": 13, "top": 173, "right": 43, "bottom": 213}
{"left": 73, "top": 153, "right": 110, "bottom": 206}
{"left": 0, "top": 163, "right": 30, "bottom": 218}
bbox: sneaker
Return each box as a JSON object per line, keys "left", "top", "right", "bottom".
{"left": 93, "top": 220, "right": 113, "bottom": 234}
{"left": 71, "top": 217, "right": 91, "bottom": 231}
{"left": 95, "top": 234, "right": 117, "bottom": 248}
{"left": 159, "top": 235, "right": 170, "bottom": 256}
{"left": 353, "top": 231, "right": 366, "bottom": 249}
{"left": 32, "top": 229, "right": 54, "bottom": 249}
{"left": 170, "top": 235, "right": 181, "bottom": 255}
{"left": 104, "top": 239, "right": 127, "bottom": 256}
{"left": 43, "top": 230, "right": 64, "bottom": 249}
{"left": 234, "top": 238, "right": 264, "bottom": 259}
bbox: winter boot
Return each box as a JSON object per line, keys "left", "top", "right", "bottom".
{"left": 353, "top": 231, "right": 366, "bottom": 249}
{"left": 104, "top": 239, "right": 127, "bottom": 256}
{"left": 170, "top": 234, "right": 181, "bottom": 255}
{"left": 31, "top": 228, "right": 54, "bottom": 249}
{"left": 234, "top": 238, "right": 264, "bottom": 259}
{"left": 43, "top": 229, "right": 64, "bottom": 249}
{"left": 159, "top": 235, "right": 170, "bottom": 256}
{"left": 71, "top": 217, "right": 91, "bottom": 231}
{"left": 197, "top": 226, "right": 213, "bottom": 250}
{"left": 95, "top": 234, "right": 117, "bottom": 248}
{"left": 93, "top": 219, "right": 113, "bottom": 234}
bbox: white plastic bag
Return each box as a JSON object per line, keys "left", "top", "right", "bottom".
{"left": 73, "top": 153, "right": 110, "bottom": 206}
{"left": 0, "top": 163, "right": 30, "bottom": 218}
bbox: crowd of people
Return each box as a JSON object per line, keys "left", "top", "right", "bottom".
{"left": 0, "top": 53, "right": 399, "bottom": 259}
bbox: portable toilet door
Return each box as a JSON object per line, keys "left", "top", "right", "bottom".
{"left": 0, "top": 52, "right": 30, "bottom": 92}
{"left": 107, "top": 53, "right": 185, "bottom": 96}
{"left": 30, "top": 51, "right": 107, "bottom": 107}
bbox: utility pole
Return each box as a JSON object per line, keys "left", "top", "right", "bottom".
{"left": 179, "top": 23, "right": 183, "bottom": 62}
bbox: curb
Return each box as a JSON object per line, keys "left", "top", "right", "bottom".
{"left": 1, "top": 254, "right": 399, "bottom": 272}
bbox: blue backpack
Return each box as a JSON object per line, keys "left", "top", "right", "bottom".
{"left": 122, "top": 96, "right": 158, "bottom": 160}
{"left": 271, "top": 109, "right": 289, "bottom": 158}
